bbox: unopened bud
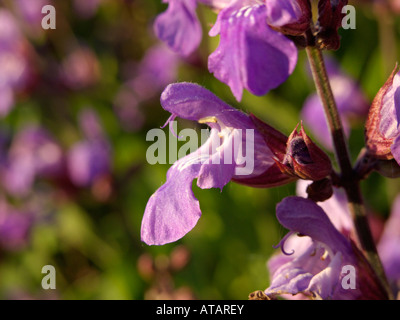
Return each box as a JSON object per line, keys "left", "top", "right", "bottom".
{"left": 277, "top": 123, "right": 333, "bottom": 181}
{"left": 365, "top": 65, "right": 400, "bottom": 162}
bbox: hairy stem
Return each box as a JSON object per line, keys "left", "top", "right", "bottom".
{"left": 305, "top": 46, "right": 393, "bottom": 299}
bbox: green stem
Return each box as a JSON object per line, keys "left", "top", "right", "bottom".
{"left": 305, "top": 46, "right": 393, "bottom": 300}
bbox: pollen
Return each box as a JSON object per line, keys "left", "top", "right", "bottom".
{"left": 199, "top": 116, "right": 218, "bottom": 124}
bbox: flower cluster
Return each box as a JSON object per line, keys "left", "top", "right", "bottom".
{"left": 142, "top": 0, "right": 400, "bottom": 300}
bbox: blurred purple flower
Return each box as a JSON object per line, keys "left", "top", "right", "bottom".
{"left": 265, "top": 196, "right": 388, "bottom": 300}
{"left": 60, "top": 47, "right": 101, "bottom": 90}
{"left": 302, "top": 58, "right": 369, "bottom": 150}
{"left": 129, "top": 44, "right": 180, "bottom": 102}
{"left": 0, "top": 200, "right": 33, "bottom": 251}
{"left": 73, "top": 0, "right": 102, "bottom": 19}
{"left": 0, "top": 9, "right": 31, "bottom": 117}
{"left": 154, "top": 0, "right": 202, "bottom": 57}
{"left": 67, "top": 109, "right": 111, "bottom": 188}
{"left": 13, "top": 0, "right": 50, "bottom": 37}
{"left": 141, "top": 82, "right": 292, "bottom": 245}
{"left": 1, "top": 127, "right": 63, "bottom": 197}
{"left": 378, "top": 195, "right": 400, "bottom": 296}
{"left": 114, "top": 43, "right": 180, "bottom": 131}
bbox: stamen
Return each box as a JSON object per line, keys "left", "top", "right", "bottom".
{"left": 273, "top": 231, "right": 296, "bottom": 256}
{"left": 198, "top": 116, "right": 218, "bottom": 124}
{"left": 161, "top": 114, "right": 182, "bottom": 139}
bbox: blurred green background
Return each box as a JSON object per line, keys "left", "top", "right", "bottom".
{"left": 0, "top": 0, "right": 400, "bottom": 300}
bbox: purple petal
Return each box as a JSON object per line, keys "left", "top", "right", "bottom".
{"left": 161, "top": 82, "right": 250, "bottom": 126}
{"left": 142, "top": 83, "right": 276, "bottom": 245}
{"left": 208, "top": 2, "right": 297, "bottom": 101}
{"left": 296, "top": 180, "right": 354, "bottom": 237}
{"left": 154, "top": 0, "right": 202, "bottom": 57}
{"left": 378, "top": 195, "right": 400, "bottom": 283}
{"left": 141, "top": 148, "right": 205, "bottom": 245}
{"left": 276, "top": 196, "right": 350, "bottom": 253}
{"left": 197, "top": 0, "right": 231, "bottom": 10}
{"left": 306, "top": 252, "right": 342, "bottom": 299}
{"left": 160, "top": 83, "right": 275, "bottom": 178}
{"left": 0, "top": 86, "right": 14, "bottom": 117}
{"left": 265, "top": 0, "right": 303, "bottom": 27}
{"left": 378, "top": 70, "right": 400, "bottom": 140}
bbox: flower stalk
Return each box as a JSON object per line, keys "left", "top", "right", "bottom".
{"left": 305, "top": 45, "right": 393, "bottom": 300}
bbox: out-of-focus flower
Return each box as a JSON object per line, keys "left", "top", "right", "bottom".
{"left": 114, "top": 43, "right": 180, "bottom": 131}
{"left": 67, "top": 109, "right": 111, "bottom": 190}
{"left": 1, "top": 127, "right": 63, "bottom": 197}
{"left": 0, "top": 9, "right": 32, "bottom": 117}
{"left": 141, "top": 83, "right": 295, "bottom": 245}
{"left": 154, "top": 0, "right": 202, "bottom": 57}
{"left": 365, "top": 66, "right": 400, "bottom": 164}
{"left": 73, "top": 0, "right": 102, "bottom": 19}
{"left": 302, "top": 58, "right": 369, "bottom": 150}
{"left": 0, "top": 199, "right": 34, "bottom": 251}
{"left": 128, "top": 44, "right": 180, "bottom": 102}
{"left": 60, "top": 47, "right": 101, "bottom": 90}
{"left": 377, "top": 195, "right": 400, "bottom": 296}
{"left": 265, "top": 196, "right": 388, "bottom": 300}
{"left": 13, "top": 0, "right": 50, "bottom": 38}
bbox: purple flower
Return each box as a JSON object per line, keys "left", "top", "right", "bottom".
{"left": 0, "top": 9, "right": 31, "bottom": 117}
{"left": 67, "top": 109, "right": 111, "bottom": 188}
{"left": 1, "top": 127, "right": 63, "bottom": 197}
{"left": 296, "top": 179, "right": 354, "bottom": 237}
{"left": 208, "top": 0, "right": 298, "bottom": 101}
{"left": 302, "top": 58, "right": 369, "bottom": 150}
{"left": 114, "top": 43, "right": 180, "bottom": 132}
{"left": 0, "top": 200, "right": 33, "bottom": 251}
{"left": 154, "top": 0, "right": 202, "bottom": 57}
{"left": 127, "top": 43, "right": 180, "bottom": 102}
{"left": 265, "top": 196, "right": 388, "bottom": 300}
{"left": 377, "top": 195, "right": 400, "bottom": 296}
{"left": 60, "top": 47, "right": 100, "bottom": 90}
{"left": 365, "top": 66, "right": 400, "bottom": 164}
{"left": 73, "top": 0, "right": 102, "bottom": 19}
{"left": 141, "top": 83, "right": 293, "bottom": 245}
{"left": 154, "top": 0, "right": 305, "bottom": 101}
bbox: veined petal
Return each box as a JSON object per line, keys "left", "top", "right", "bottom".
{"left": 141, "top": 149, "right": 204, "bottom": 246}
{"left": 276, "top": 196, "right": 350, "bottom": 253}
{"left": 161, "top": 83, "right": 276, "bottom": 179}
{"left": 154, "top": 0, "right": 202, "bottom": 56}
{"left": 208, "top": 2, "right": 297, "bottom": 101}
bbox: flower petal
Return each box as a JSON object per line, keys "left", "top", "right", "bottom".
{"left": 276, "top": 196, "right": 350, "bottom": 253}
{"left": 208, "top": 2, "right": 297, "bottom": 101}
{"left": 141, "top": 153, "right": 203, "bottom": 245}
{"left": 154, "top": 0, "right": 202, "bottom": 56}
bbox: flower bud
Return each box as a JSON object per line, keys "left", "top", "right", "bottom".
{"left": 316, "top": 0, "right": 348, "bottom": 50}
{"left": 267, "top": 0, "right": 312, "bottom": 36}
{"left": 365, "top": 65, "right": 400, "bottom": 161}
{"left": 277, "top": 124, "right": 333, "bottom": 181}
